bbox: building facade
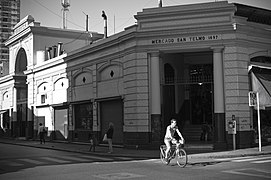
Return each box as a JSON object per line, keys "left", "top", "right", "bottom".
{"left": 1, "top": 1, "right": 271, "bottom": 150}
{"left": 0, "top": 0, "right": 20, "bottom": 77}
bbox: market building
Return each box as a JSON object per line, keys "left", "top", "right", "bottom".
{"left": 1, "top": 1, "right": 271, "bottom": 150}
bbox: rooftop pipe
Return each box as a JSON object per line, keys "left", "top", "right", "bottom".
{"left": 102, "top": 10, "right": 107, "bottom": 38}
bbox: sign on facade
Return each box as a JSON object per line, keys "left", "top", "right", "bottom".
{"left": 248, "top": 91, "right": 257, "bottom": 107}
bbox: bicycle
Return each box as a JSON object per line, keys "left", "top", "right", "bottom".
{"left": 160, "top": 141, "right": 187, "bottom": 168}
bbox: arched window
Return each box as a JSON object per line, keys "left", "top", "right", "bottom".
{"left": 251, "top": 56, "right": 271, "bottom": 64}
{"left": 15, "top": 48, "right": 27, "bottom": 74}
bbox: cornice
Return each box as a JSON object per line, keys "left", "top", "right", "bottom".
{"left": 0, "top": 74, "right": 14, "bottom": 84}
{"left": 25, "top": 54, "right": 67, "bottom": 75}
{"left": 65, "top": 28, "right": 137, "bottom": 61}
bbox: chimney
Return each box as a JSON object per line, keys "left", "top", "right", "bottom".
{"left": 52, "top": 45, "right": 58, "bottom": 58}
{"left": 57, "top": 42, "right": 63, "bottom": 56}
{"left": 102, "top": 11, "right": 107, "bottom": 38}
{"left": 46, "top": 47, "right": 52, "bottom": 59}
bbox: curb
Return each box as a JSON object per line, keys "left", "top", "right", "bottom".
{"left": 0, "top": 140, "right": 158, "bottom": 159}
{"left": 1, "top": 139, "right": 271, "bottom": 163}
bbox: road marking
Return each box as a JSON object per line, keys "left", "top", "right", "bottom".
{"left": 215, "top": 156, "right": 254, "bottom": 161}
{"left": 114, "top": 157, "right": 132, "bottom": 160}
{"left": 232, "top": 156, "right": 271, "bottom": 162}
{"left": 40, "top": 157, "right": 70, "bottom": 163}
{"left": 93, "top": 172, "right": 145, "bottom": 179}
{"left": 92, "top": 159, "right": 158, "bottom": 165}
{"left": 79, "top": 155, "right": 113, "bottom": 161}
{"left": 59, "top": 156, "right": 90, "bottom": 162}
{"left": 251, "top": 159, "right": 271, "bottom": 164}
{"left": 8, "top": 162, "right": 24, "bottom": 166}
{"left": 18, "top": 158, "right": 46, "bottom": 165}
{"left": 223, "top": 168, "right": 271, "bottom": 179}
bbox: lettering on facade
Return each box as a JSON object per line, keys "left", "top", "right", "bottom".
{"left": 151, "top": 35, "right": 221, "bottom": 44}
{"left": 14, "top": 22, "right": 28, "bottom": 35}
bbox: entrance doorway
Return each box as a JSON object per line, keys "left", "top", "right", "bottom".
{"left": 162, "top": 52, "right": 213, "bottom": 142}
{"left": 54, "top": 108, "right": 68, "bottom": 140}
{"left": 100, "top": 99, "right": 124, "bottom": 144}
{"left": 14, "top": 48, "right": 28, "bottom": 138}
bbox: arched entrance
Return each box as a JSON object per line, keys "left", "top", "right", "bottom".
{"left": 14, "top": 48, "right": 29, "bottom": 138}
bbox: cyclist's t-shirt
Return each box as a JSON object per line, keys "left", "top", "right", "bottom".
{"left": 165, "top": 125, "right": 178, "bottom": 140}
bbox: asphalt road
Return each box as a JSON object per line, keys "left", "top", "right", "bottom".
{"left": 0, "top": 143, "right": 270, "bottom": 180}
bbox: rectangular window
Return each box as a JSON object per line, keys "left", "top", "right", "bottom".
{"left": 74, "top": 103, "right": 93, "bottom": 130}
{"left": 41, "top": 94, "right": 46, "bottom": 104}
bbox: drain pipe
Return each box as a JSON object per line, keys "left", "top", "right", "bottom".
{"left": 102, "top": 10, "right": 107, "bottom": 38}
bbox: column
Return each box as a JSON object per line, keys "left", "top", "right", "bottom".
{"left": 0, "top": 113, "right": 3, "bottom": 129}
{"left": 12, "top": 87, "right": 18, "bottom": 137}
{"left": 150, "top": 52, "right": 162, "bottom": 145}
{"left": 212, "top": 46, "right": 227, "bottom": 150}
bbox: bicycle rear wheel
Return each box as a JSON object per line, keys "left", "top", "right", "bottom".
{"left": 176, "top": 148, "right": 187, "bottom": 168}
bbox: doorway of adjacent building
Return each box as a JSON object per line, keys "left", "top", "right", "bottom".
{"left": 15, "top": 48, "right": 28, "bottom": 138}
{"left": 100, "top": 98, "right": 123, "bottom": 144}
{"left": 54, "top": 108, "right": 68, "bottom": 140}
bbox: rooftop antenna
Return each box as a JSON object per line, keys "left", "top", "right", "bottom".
{"left": 61, "top": 0, "right": 70, "bottom": 29}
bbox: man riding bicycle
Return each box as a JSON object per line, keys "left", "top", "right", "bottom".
{"left": 164, "top": 119, "right": 185, "bottom": 161}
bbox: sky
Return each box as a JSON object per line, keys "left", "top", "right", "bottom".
{"left": 21, "top": 0, "right": 271, "bottom": 36}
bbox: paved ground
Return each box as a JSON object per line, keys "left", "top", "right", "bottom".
{"left": 0, "top": 138, "right": 270, "bottom": 165}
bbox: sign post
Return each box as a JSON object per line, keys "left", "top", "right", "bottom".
{"left": 256, "top": 92, "right": 262, "bottom": 152}
{"left": 248, "top": 91, "right": 261, "bottom": 152}
{"left": 228, "top": 115, "right": 236, "bottom": 150}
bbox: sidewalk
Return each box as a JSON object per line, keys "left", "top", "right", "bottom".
{"left": 0, "top": 138, "right": 270, "bottom": 165}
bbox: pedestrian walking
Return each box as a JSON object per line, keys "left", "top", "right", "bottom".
{"left": 106, "top": 122, "right": 114, "bottom": 153}
{"left": 38, "top": 123, "right": 46, "bottom": 144}
{"left": 88, "top": 133, "right": 97, "bottom": 152}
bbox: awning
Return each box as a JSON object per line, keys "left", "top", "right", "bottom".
{"left": 248, "top": 63, "right": 271, "bottom": 109}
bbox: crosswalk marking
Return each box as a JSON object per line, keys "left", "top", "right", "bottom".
{"left": 115, "top": 157, "right": 132, "bottom": 160}
{"left": 251, "top": 159, "right": 271, "bottom": 164}
{"left": 1, "top": 155, "right": 149, "bottom": 168}
{"left": 223, "top": 168, "right": 271, "bottom": 179}
{"left": 7, "top": 162, "right": 24, "bottom": 166}
{"left": 18, "top": 158, "right": 46, "bottom": 165}
{"left": 216, "top": 156, "right": 271, "bottom": 164}
{"left": 232, "top": 156, "right": 271, "bottom": 162}
{"left": 79, "top": 155, "right": 112, "bottom": 161}
{"left": 40, "top": 157, "right": 71, "bottom": 163}
{"left": 59, "top": 156, "right": 90, "bottom": 162}
{"left": 215, "top": 156, "right": 253, "bottom": 161}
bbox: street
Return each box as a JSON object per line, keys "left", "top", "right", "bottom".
{"left": 0, "top": 143, "right": 271, "bottom": 180}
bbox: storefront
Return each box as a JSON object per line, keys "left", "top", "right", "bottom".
{"left": 1, "top": 2, "right": 271, "bottom": 150}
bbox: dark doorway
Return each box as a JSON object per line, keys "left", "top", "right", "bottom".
{"left": 100, "top": 99, "right": 123, "bottom": 144}
{"left": 15, "top": 48, "right": 28, "bottom": 138}
{"left": 190, "top": 83, "right": 213, "bottom": 125}
{"left": 163, "top": 63, "right": 176, "bottom": 133}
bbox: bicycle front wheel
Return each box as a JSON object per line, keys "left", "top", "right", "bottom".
{"left": 176, "top": 148, "right": 187, "bottom": 168}
{"left": 160, "top": 146, "right": 168, "bottom": 164}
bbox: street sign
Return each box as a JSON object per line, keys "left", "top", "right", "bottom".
{"left": 248, "top": 91, "right": 257, "bottom": 106}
